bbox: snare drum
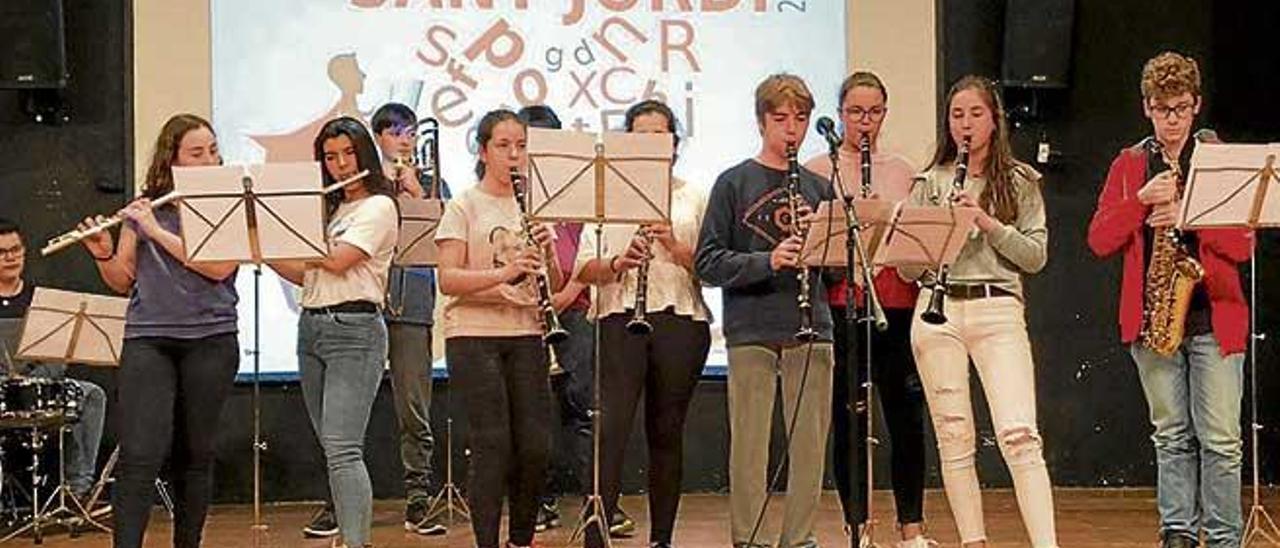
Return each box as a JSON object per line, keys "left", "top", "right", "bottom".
{"left": 0, "top": 377, "right": 83, "bottom": 428}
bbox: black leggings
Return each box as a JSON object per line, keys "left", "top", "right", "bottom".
{"left": 831, "top": 306, "right": 928, "bottom": 526}
{"left": 587, "top": 311, "right": 710, "bottom": 547}
{"left": 446, "top": 336, "right": 551, "bottom": 548}
{"left": 113, "top": 334, "right": 239, "bottom": 548}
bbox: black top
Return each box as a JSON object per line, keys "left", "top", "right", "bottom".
{"left": 1142, "top": 139, "right": 1211, "bottom": 337}
{"left": 0, "top": 281, "right": 34, "bottom": 319}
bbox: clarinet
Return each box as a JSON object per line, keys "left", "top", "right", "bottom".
{"left": 920, "top": 136, "right": 970, "bottom": 325}
{"left": 859, "top": 133, "right": 872, "bottom": 198}
{"left": 509, "top": 167, "right": 570, "bottom": 345}
{"left": 625, "top": 226, "right": 654, "bottom": 335}
{"left": 785, "top": 143, "right": 818, "bottom": 342}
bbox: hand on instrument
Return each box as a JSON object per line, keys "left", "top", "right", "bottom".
{"left": 954, "top": 193, "right": 1001, "bottom": 232}
{"left": 614, "top": 236, "right": 649, "bottom": 272}
{"left": 77, "top": 216, "right": 115, "bottom": 258}
{"left": 529, "top": 223, "right": 555, "bottom": 254}
{"left": 1138, "top": 170, "right": 1178, "bottom": 205}
{"left": 394, "top": 162, "right": 424, "bottom": 198}
{"left": 770, "top": 234, "right": 804, "bottom": 271}
{"left": 1147, "top": 200, "right": 1181, "bottom": 228}
{"left": 120, "top": 199, "right": 161, "bottom": 237}
{"left": 503, "top": 247, "right": 542, "bottom": 282}
{"left": 793, "top": 203, "right": 815, "bottom": 231}
{"left": 643, "top": 223, "right": 676, "bottom": 250}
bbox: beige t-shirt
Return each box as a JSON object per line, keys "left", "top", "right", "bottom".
{"left": 574, "top": 178, "right": 712, "bottom": 322}
{"left": 301, "top": 194, "right": 399, "bottom": 308}
{"left": 435, "top": 186, "right": 544, "bottom": 339}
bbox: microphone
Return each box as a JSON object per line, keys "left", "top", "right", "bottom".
{"left": 1194, "top": 128, "right": 1219, "bottom": 143}
{"left": 815, "top": 116, "right": 842, "bottom": 153}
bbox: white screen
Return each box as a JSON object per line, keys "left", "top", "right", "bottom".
{"left": 212, "top": 0, "right": 848, "bottom": 376}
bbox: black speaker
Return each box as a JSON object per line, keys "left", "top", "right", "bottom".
{"left": 1002, "top": 0, "right": 1074, "bottom": 88}
{"left": 0, "top": 0, "right": 67, "bottom": 89}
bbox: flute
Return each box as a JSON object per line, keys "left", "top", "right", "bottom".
{"left": 41, "top": 169, "right": 370, "bottom": 256}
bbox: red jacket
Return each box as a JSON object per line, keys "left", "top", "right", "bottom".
{"left": 1086, "top": 143, "right": 1253, "bottom": 355}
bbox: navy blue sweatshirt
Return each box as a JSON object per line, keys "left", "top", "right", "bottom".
{"left": 695, "top": 159, "right": 834, "bottom": 346}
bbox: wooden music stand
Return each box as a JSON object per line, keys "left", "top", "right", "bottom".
{"left": 1179, "top": 142, "right": 1280, "bottom": 229}
{"left": 172, "top": 162, "right": 329, "bottom": 264}
{"left": 15, "top": 287, "right": 127, "bottom": 367}
{"left": 526, "top": 128, "right": 672, "bottom": 548}
{"left": 876, "top": 205, "right": 981, "bottom": 272}
{"left": 393, "top": 197, "right": 443, "bottom": 266}
{"left": 1178, "top": 142, "right": 1280, "bottom": 546}
{"left": 801, "top": 199, "right": 898, "bottom": 270}
{"left": 525, "top": 128, "right": 672, "bottom": 225}
{"left": 172, "top": 162, "right": 331, "bottom": 534}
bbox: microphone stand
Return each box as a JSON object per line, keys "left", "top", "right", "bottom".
{"left": 828, "top": 134, "right": 887, "bottom": 548}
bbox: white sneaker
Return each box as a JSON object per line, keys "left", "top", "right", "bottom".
{"left": 897, "top": 536, "right": 938, "bottom": 548}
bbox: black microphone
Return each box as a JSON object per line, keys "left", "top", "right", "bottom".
{"left": 815, "top": 116, "right": 842, "bottom": 153}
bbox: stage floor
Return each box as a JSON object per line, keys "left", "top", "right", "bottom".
{"left": 25, "top": 488, "right": 1280, "bottom": 547}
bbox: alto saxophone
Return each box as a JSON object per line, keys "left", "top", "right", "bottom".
{"left": 1140, "top": 140, "right": 1204, "bottom": 356}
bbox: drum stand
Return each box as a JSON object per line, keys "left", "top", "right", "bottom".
{"left": 0, "top": 423, "right": 110, "bottom": 544}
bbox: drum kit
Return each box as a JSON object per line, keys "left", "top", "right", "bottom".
{"left": 0, "top": 374, "right": 108, "bottom": 545}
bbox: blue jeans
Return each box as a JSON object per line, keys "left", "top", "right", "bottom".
{"left": 67, "top": 379, "right": 106, "bottom": 496}
{"left": 1131, "top": 334, "right": 1244, "bottom": 547}
{"left": 298, "top": 311, "right": 387, "bottom": 547}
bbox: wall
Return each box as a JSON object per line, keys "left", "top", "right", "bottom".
{"left": 132, "top": 0, "right": 211, "bottom": 181}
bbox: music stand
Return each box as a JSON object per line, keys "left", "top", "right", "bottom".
{"left": 172, "top": 162, "right": 330, "bottom": 536}
{"left": 527, "top": 128, "right": 672, "bottom": 548}
{"left": 5, "top": 288, "right": 125, "bottom": 542}
{"left": 801, "top": 199, "right": 897, "bottom": 269}
{"left": 15, "top": 288, "right": 127, "bottom": 367}
{"left": 1179, "top": 143, "right": 1280, "bottom": 546}
{"left": 876, "top": 205, "right": 981, "bottom": 275}
{"left": 392, "top": 198, "right": 444, "bottom": 266}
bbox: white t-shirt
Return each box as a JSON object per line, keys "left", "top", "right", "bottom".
{"left": 574, "top": 178, "right": 711, "bottom": 322}
{"left": 301, "top": 194, "right": 399, "bottom": 308}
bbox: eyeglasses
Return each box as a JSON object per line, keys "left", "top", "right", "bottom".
{"left": 842, "top": 106, "right": 887, "bottom": 121}
{"left": 0, "top": 245, "right": 24, "bottom": 260}
{"left": 1149, "top": 101, "right": 1196, "bottom": 120}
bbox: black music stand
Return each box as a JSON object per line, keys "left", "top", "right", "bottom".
{"left": 173, "top": 162, "right": 329, "bottom": 536}
{"left": 527, "top": 128, "right": 672, "bottom": 548}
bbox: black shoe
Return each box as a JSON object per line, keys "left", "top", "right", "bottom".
{"left": 302, "top": 504, "right": 339, "bottom": 538}
{"left": 1161, "top": 531, "right": 1197, "bottom": 548}
{"left": 650, "top": 543, "right": 673, "bottom": 548}
{"left": 534, "top": 501, "right": 561, "bottom": 532}
{"left": 608, "top": 507, "right": 636, "bottom": 538}
{"left": 404, "top": 499, "right": 447, "bottom": 536}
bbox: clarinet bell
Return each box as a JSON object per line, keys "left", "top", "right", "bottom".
{"left": 920, "top": 285, "right": 948, "bottom": 325}
{"left": 625, "top": 315, "right": 653, "bottom": 335}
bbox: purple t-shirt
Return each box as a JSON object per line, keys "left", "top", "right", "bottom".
{"left": 124, "top": 207, "right": 239, "bottom": 339}
{"left": 553, "top": 223, "right": 590, "bottom": 312}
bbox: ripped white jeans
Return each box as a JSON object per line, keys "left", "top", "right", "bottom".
{"left": 910, "top": 290, "right": 1058, "bottom": 547}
